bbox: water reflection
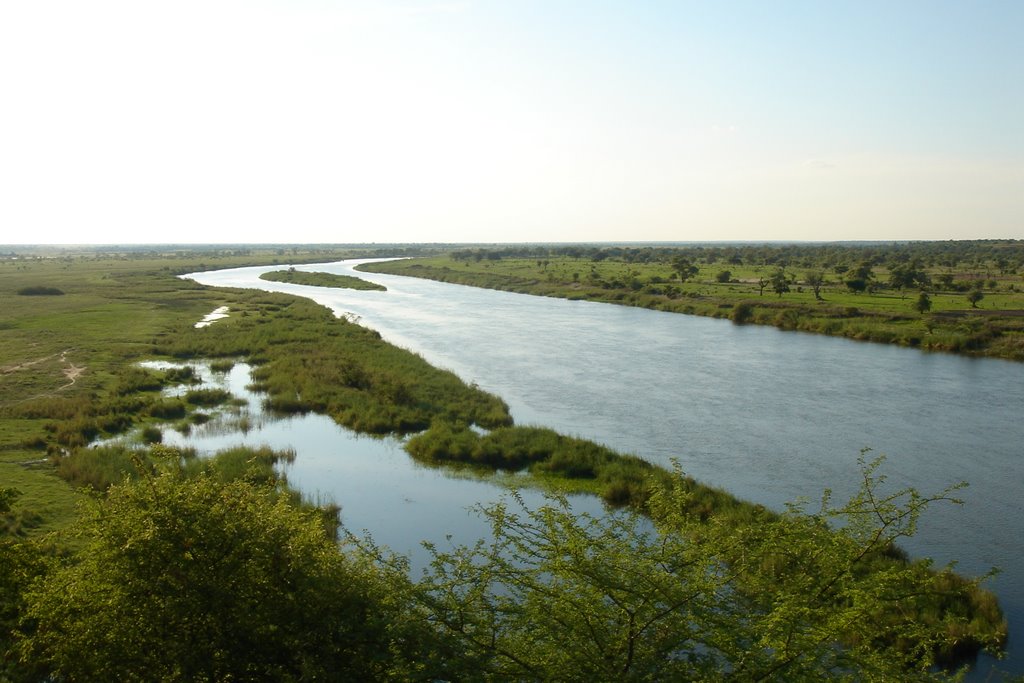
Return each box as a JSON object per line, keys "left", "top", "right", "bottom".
{"left": 148, "top": 360, "right": 603, "bottom": 572}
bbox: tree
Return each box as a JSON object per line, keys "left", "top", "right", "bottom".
{"left": 967, "top": 289, "right": 984, "bottom": 308}
{"left": 915, "top": 292, "right": 932, "bottom": 314}
{"left": 846, "top": 261, "right": 875, "bottom": 293}
{"left": 20, "top": 473, "right": 434, "bottom": 682}
{"left": 770, "top": 268, "right": 790, "bottom": 297}
{"left": 757, "top": 276, "right": 769, "bottom": 296}
{"left": 1, "top": 490, "right": 46, "bottom": 683}
{"left": 416, "top": 458, "right": 1002, "bottom": 681}
{"left": 671, "top": 257, "right": 698, "bottom": 283}
{"left": 845, "top": 277, "right": 869, "bottom": 293}
{"left": 805, "top": 271, "right": 825, "bottom": 300}
{"left": 715, "top": 269, "right": 732, "bottom": 283}
{"left": 889, "top": 263, "right": 930, "bottom": 293}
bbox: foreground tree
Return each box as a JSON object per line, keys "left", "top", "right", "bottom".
{"left": 19, "top": 473, "right": 434, "bottom": 682}
{"left": 417, "top": 456, "right": 1003, "bottom": 681}
{"left": 1, "top": 490, "right": 46, "bottom": 683}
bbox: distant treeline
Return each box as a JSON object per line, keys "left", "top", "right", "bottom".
{"left": 449, "top": 240, "right": 1024, "bottom": 272}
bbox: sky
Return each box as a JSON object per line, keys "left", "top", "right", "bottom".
{"left": 1, "top": 0, "right": 1021, "bottom": 244}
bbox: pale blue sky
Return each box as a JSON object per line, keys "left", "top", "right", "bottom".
{"left": 1, "top": 1, "right": 1020, "bottom": 244}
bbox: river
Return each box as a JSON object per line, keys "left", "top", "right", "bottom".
{"left": 185, "top": 259, "right": 1023, "bottom": 676}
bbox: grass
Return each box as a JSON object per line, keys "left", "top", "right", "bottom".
{"left": 0, "top": 454, "right": 84, "bottom": 537}
{"left": 0, "top": 246, "right": 510, "bottom": 536}
{"left": 259, "top": 269, "right": 386, "bottom": 290}
{"left": 359, "top": 244, "right": 1024, "bottom": 361}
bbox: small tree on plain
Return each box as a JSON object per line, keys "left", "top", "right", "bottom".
{"left": 770, "top": 268, "right": 790, "bottom": 297}
{"left": 915, "top": 292, "right": 932, "bottom": 314}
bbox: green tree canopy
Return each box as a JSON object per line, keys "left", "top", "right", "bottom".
{"left": 770, "top": 268, "right": 790, "bottom": 297}
{"left": 416, "top": 457, "right": 1003, "bottom": 681}
{"left": 19, "top": 474, "right": 433, "bottom": 682}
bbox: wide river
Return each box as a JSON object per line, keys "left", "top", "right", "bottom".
{"left": 186, "top": 259, "right": 1022, "bottom": 675}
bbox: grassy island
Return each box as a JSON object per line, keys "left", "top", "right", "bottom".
{"left": 259, "top": 268, "right": 386, "bottom": 291}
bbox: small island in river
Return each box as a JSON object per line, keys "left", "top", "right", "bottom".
{"left": 260, "top": 268, "right": 386, "bottom": 291}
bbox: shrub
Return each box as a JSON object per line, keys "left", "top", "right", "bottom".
{"left": 16, "top": 286, "right": 64, "bottom": 296}
{"left": 731, "top": 302, "right": 754, "bottom": 324}
{"left": 183, "top": 388, "right": 231, "bottom": 407}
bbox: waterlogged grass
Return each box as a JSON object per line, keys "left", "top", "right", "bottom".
{"left": 259, "top": 269, "right": 386, "bottom": 291}
{"left": 360, "top": 244, "right": 1024, "bottom": 361}
{"left": 0, "top": 247, "right": 407, "bottom": 537}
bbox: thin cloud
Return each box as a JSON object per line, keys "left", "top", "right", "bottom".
{"left": 802, "top": 158, "right": 837, "bottom": 170}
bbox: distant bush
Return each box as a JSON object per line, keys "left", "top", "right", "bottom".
{"left": 140, "top": 426, "right": 163, "bottom": 444}
{"left": 183, "top": 388, "right": 231, "bottom": 407}
{"left": 16, "top": 286, "right": 64, "bottom": 296}
{"left": 147, "top": 400, "right": 187, "bottom": 419}
{"left": 164, "top": 366, "right": 198, "bottom": 384}
{"left": 114, "top": 368, "right": 164, "bottom": 395}
{"left": 731, "top": 302, "right": 754, "bottom": 324}
{"left": 209, "top": 359, "right": 235, "bottom": 373}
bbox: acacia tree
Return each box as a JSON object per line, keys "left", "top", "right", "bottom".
{"left": 416, "top": 457, "right": 1003, "bottom": 681}
{"left": 805, "top": 271, "right": 825, "bottom": 300}
{"left": 672, "top": 257, "right": 699, "bottom": 283}
{"left": 19, "top": 473, "right": 436, "bottom": 682}
{"left": 770, "top": 268, "right": 790, "bottom": 297}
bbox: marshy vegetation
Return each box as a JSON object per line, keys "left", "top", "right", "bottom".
{"left": 259, "top": 268, "right": 387, "bottom": 290}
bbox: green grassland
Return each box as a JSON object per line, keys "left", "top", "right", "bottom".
{"left": 359, "top": 241, "right": 1024, "bottom": 360}
{"left": 259, "top": 269, "right": 387, "bottom": 290}
{"left": 0, "top": 245, "right": 1009, "bottom": 665}
{"left": 0, "top": 247, "right": 428, "bottom": 536}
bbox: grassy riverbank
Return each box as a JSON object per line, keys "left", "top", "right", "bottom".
{"left": 0, "top": 247, "right": 1009, "bottom": 672}
{"left": 359, "top": 241, "right": 1024, "bottom": 361}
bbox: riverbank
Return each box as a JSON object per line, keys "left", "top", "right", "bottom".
{"left": 358, "top": 245, "right": 1024, "bottom": 361}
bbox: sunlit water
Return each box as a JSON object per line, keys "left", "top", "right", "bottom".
{"left": 184, "top": 259, "right": 1024, "bottom": 675}
{"left": 138, "top": 360, "right": 601, "bottom": 574}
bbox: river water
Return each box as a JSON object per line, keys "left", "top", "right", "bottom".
{"left": 185, "top": 259, "right": 1023, "bottom": 675}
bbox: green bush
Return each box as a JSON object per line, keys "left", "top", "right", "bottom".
{"left": 183, "top": 388, "right": 231, "bottom": 407}
{"left": 16, "top": 286, "right": 64, "bottom": 296}
{"left": 731, "top": 302, "right": 754, "bottom": 324}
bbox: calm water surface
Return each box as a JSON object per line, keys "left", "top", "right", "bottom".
{"left": 146, "top": 360, "right": 602, "bottom": 574}
{"left": 186, "top": 259, "right": 1023, "bottom": 675}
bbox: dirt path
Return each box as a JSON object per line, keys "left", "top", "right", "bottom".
{"left": 1, "top": 351, "right": 64, "bottom": 375}
{"left": 1, "top": 349, "right": 86, "bottom": 398}
{"left": 58, "top": 350, "right": 85, "bottom": 390}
